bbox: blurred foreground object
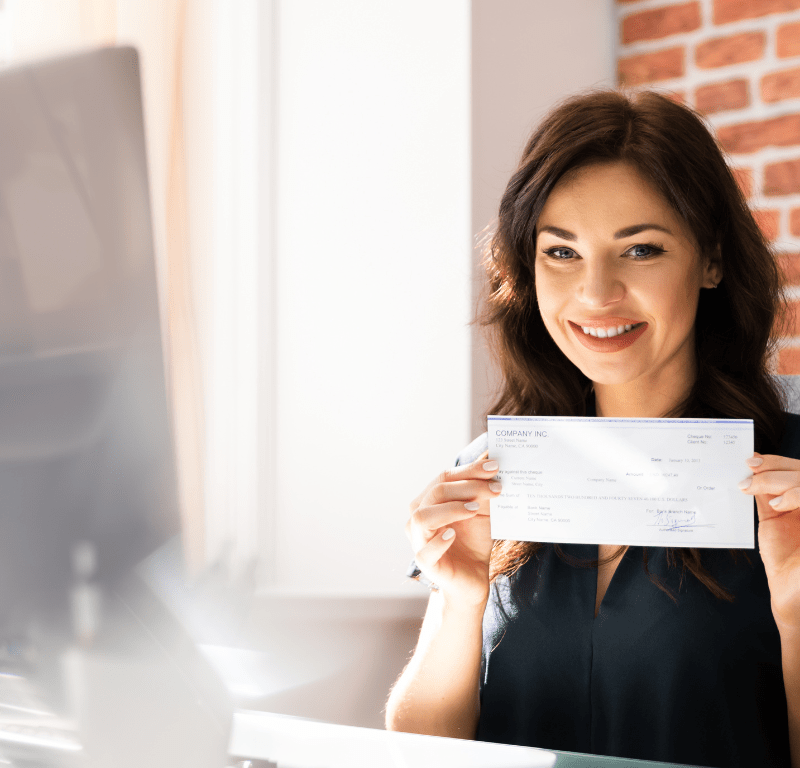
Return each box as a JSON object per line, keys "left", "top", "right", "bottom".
{"left": 0, "top": 44, "right": 180, "bottom": 638}
{"left": 0, "top": 46, "right": 231, "bottom": 767}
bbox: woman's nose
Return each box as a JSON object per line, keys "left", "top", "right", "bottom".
{"left": 579, "top": 261, "right": 625, "bottom": 307}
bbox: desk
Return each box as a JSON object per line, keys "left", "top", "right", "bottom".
{"left": 229, "top": 710, "right": 706, "bottom": 768}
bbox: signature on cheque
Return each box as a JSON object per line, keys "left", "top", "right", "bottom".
{"left": 649, "top": 509, "right": 711, "bottom": 531}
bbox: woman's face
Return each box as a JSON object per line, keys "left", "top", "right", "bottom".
{"left": 534, "top": 161, "right": 721, "bottom": 396}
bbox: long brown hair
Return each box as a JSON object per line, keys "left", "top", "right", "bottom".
{"left": 482, "top": 89, "right": 787, "bottom": 602}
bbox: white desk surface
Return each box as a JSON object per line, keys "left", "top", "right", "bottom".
{"left": 228, "top": 709, "right": 705, "bottom": 768}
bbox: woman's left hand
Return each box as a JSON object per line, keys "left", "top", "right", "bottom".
{"left": 741, "top": 453, "right": 800, "bottom": 630}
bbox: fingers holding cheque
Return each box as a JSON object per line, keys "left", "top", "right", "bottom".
{"left": 739, "top": 453, "right": 800, "bottom": 628}
{"left": 740, "top": 453, "right": 800, "bottom": 515}
{"left": 407, "top": 455, "right": 501, "bottom": 605}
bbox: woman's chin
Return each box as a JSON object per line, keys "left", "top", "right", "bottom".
{"left": 568, "top": 358, "right": 646, "bottom": 389}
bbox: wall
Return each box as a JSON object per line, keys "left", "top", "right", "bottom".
{"left": 272, "top": 0, "right": 472, "bottom": 595}
{"left": 616, "top": 0, "right": 800, "bottom": 373}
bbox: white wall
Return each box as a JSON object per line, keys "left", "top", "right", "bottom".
{"left": 272, "top": 1, "right": 472, "bottom": 594}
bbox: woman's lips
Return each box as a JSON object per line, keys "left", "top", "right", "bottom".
{"left": 568, "top": 320, "right": 648, "bottom": 352}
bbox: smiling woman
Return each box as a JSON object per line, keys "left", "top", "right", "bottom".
{"left": 386, "top": 90, "right": 800, "bottom": 768}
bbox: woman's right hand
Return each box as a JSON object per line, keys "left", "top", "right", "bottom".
{"left": 406, "top": 454, "right": 502, "bottom": 607}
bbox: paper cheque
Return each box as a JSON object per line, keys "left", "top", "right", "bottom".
{"left": 487, "top": 416, "right": 755, "bottom": 548}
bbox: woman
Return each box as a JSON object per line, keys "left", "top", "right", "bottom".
{"left": 385, "top": 89, "right": 800, "bottom": 768}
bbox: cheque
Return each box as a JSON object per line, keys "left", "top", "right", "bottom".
{"left": 487, "top": 416, "right": 755, "bottom": 548}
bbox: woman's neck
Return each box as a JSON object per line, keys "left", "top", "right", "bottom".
{"left": 594, "top": 378, "right": 693, "bottom": 418}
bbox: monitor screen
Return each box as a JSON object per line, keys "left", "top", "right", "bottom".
{"left": 0, "top": 46, "right": 180, "bottom": 635}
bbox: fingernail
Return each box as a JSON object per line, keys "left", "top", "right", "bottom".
{"left": 738, "top": 477, "right": 752, "bottom": 491}
{"left": 769, "top": 496, "right": 783, "bottom": 508}
{"left": 489, "top": 482, "right": 502, "bottom": 493}
{"left": 483, "top": 460, "right": 499, "bottom": 472}
{"left": 442, "top": 528, "right": 455, "bottom": 540}
{"left": 464, "top": 501, "right": 480, "bottom": 511}
{"left": 746, "top": 457, "right": 763, "bottom": 467}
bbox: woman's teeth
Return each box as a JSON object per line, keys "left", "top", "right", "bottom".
{"left": 581, "top": 323, "right": 635, "bottom": 338}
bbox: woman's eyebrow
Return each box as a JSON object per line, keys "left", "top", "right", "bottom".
{"left": 538, "top": 223, "right": 674, "bottom": 241}
{"left": 614, "top": 223, "right": 673, "bottom": 239}
{"left": 538, "top": 225, "right": 577, "bottom": 240}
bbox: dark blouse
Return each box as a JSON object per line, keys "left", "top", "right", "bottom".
{"left": 459, "top": 413, "right": 800, "bottom": 768}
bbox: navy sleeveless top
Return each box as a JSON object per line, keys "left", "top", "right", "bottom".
{"left": 463, "top": 413, "right": 800, "bottom": 767}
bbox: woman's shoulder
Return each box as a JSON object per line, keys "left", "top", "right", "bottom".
{"left": 455, "top": 432, "right": 489, "bottom": 466}
{"left": 780, "top": 411, "right": 800, "bottom": 460}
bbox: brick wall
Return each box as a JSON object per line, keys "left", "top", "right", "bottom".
{"left": 616, "top": 0, "right": 800, "bottom": 373}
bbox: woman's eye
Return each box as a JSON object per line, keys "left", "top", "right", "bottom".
{"left": 627, "top": 243, "right": 664, "bottom": 260}
{"left": 543, "top": 246, "right": 577, "bottom": 260}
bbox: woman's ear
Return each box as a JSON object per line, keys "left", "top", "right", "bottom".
{"left": 702, "top": 247, "right": 723, "bottom": 289}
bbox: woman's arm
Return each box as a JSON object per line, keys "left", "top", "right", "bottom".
{"left": 385, "top": 590, "right": 486, "bottom": 738}
{"left": 774, "top": 616, "right": 800, "bottom": 768}
{"left": 385, "top": 455, "right": 500, "bottom": 738}
{"left": 739, "top": 453, "right": 800, "bottom": 767}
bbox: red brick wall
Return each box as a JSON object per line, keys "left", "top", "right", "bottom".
{"left": 616, "top": 0, "right": 800, "bottom": 373}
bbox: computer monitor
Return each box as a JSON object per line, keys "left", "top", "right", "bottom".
{"left": 0, "top": 46, "right": 237, "bottom": 768}
{"left": 0, "top": 46, "right": 181, "bottom": 637}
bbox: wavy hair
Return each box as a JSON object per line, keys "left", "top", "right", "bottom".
{"left": 482, "top": 89, "right": 787, "bottom": 602}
